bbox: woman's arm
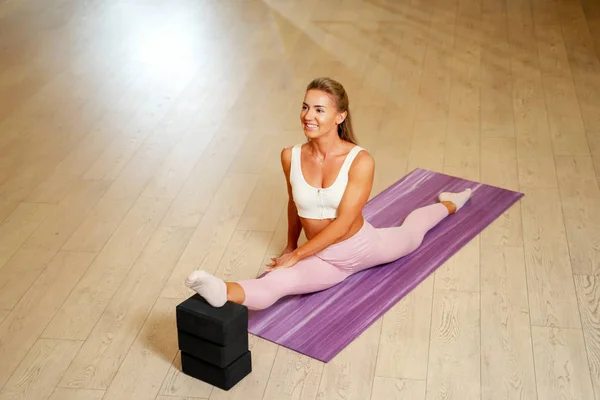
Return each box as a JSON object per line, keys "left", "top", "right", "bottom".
{"left": 281, "top": 147, "right": 302, "bottom": 250}
{"left": 294, "top": 150, "right": 375, "bottom": 260}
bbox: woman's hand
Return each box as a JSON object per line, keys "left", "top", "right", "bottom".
{"left": 266, "top": 249, "right": 300, "bottom": 271}
{"left": 279, "top": 245, "right": 296, "bottom": 257}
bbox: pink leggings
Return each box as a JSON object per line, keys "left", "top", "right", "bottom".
{"left": 237, "top": 203, "right": 450, "bottom": 310}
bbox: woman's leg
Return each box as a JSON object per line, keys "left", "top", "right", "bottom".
{"left": 185, "top": 255, "right": 350, "bottom": 310}
{"left": 185, "top": 188, "right": 473, "bottom": 309}
{"left": 369, "top": 188, "right": 473, "bottom": 265}
{"left": 371, "top": 203, "right": 449, "bottom": 263}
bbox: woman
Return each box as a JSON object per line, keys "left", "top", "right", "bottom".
{"left": 185, "top": 77, "right": 472, "bottom": 310}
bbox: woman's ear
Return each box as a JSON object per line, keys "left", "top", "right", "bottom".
{"left": 336, "top": 111, "right": 347, "bottom": 125}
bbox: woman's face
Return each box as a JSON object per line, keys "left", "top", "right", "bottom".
{"left": 300, "top": 89, "right": 346, "bottom": 140}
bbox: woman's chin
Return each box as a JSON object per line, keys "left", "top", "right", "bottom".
{"left": 303, "top": 129, "right": 320, "bottom": 139}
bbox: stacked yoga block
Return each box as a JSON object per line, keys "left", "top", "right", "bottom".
{"left": 176, "top": 294, "right": 252, "bottom": 390}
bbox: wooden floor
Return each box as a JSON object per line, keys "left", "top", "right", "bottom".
{"left": 0, "top": 0, "right": 599, "bottom": 398}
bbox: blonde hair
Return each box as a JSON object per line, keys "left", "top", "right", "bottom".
{"left": 306, "top": 77, "right": 357, "bottom": 144}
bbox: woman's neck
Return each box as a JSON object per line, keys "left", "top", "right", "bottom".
{"left": 309, "top": 134, "right": 343, "bottom": 162}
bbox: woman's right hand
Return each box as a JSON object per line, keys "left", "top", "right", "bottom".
{"left": 265, "top": 245, "right": 298, "bottom": 272}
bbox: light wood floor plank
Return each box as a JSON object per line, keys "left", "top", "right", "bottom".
{"left": 139, "top": 127, "right": 216, "bottom": 201}
{"left": 521, "top": 186, "right": 581, "bottom": 328}
{"left": 481, "top": 0, "right": 514, "bottom": 138}
{"left": 61, "top": 118, "right": 194, "bottom": 253}
{"left": 350, "top": 106, "right": 385, "bottom": 153}
{"left": 0, "top": 251, "right": 96, "bottom": 388}
{"left": 261, "top": 204, "right": 297, "bottom": 267}
{"left": 0, "top": 181, "right": 23, "bottom": 220}
{"left": 0, "top": 72, "right": 97, "bottom": 174}
{"left": 574, "top": 274, "right": 600, "bottom": 399}
{"left": 580, "top": 0, "right": 600, "bottom": 58}
{"left": 538, "top": 72, "right": 590, "bottom": 157}
{"left": 160, "top": 173, "right": 259, "bottom": 299}
{"left": 594, "top": 158, "right": 600, "bottom": 189}
{"left": 22, "top": 62, "right": 181, "bottom": 205}
{"left": 316, "top": 320, "right": 382, "bottom": 400}
{"left": 434, "top": 235, "right": 479, "bottom": 293}
{"left": 370, "top": 145, "right": 410, "bottom": 199}
{"left": 59, "top": 196, "right": 139, "bottom": 253}
{"left": 55, "top": 58, "right": 224, "bottom": 247}
{"left": 213, "top": 230, "right": 272, "bottom": 283}
{"left": 0, "top": 179, "right": 109, "bottom": 309}
{"left": 157, "top": 396, "right": 208, "bottom": 400}
{"left": 447, "top": 0, "right": 481, "bottom": 128}
{"left": 101, "top": 298, "right": 182, "bottom": 400}
{"left": 0, "top": 90, "right": 124, "bottom": 223}
{"left": 532, "top": 326, "right": 596, "bottom": 400}
{"left": 160, "top": 129, "right": 250, "bottom": 228}
{"left": 0, "top": 2, "right": 131, "bottom": 130}
{"left": 532, "top": 0, "right": 591, "bottom": 157}
{"left": 227, "top": 128, "right": 289, "bottom": 178}
{"left": 13, "top": 97, "right": 123, "bottom": 192}
{"left": 407, "top": 122, "right": 446, "bottom": 173}
{"left": 134, "top": 72, "right": 241, "bottom": 204}
{"left": 48, "top": 388, "right": 105, "bottom": 400}
{"left": 385, "top": 22, "right": 429, "bottom": 114}
{"left": 58, "top": 226, "right": 193, "bottom": 390}
{"left": 554, "top": 0, "right": 600, "bottom": 178}
{"left": 261, "top": 347, "right": 323, "bottom": 400}
{"left": 480, "top": 137, "right": 523, "bottom": 246}
{"left": 426, "top": 289, "right": 480, "bottom": 400}
{"left": 80, "top": 75, "right": 198, "bottom": 182}
{"left": 375, "top": 275, "right": 434, "bottom": 380}
{"left": 42, "top": 196, "right": 172, "bottom": 340}
{"left": 443, "top": 122, "right": 480, "bottom": 182}
{"left": 357, "top": 44, "right": 396, "bottom": 110}
{"left": 19, "top": 40, "right": 189, "bottom": 205}
{"left": 371, "top": 377, "right": 426, "bottom": 400}
{"left": 413, "top": 0, "right": 456, "bottom": 124}
{"left": 507, "top": 0, "right": 557, "bottom": 189}
{"left": 0, "top": 202, "right": 53, "bottom": 271}
{"left": 235, "top": 143, "right": 291, "bottom": 232}
{"left": 0, "top": 76, "right": 55, "bottom": 142}
{"left": 517, "top": 157, "right": 558, "bottom": 189}
{"left": 481, "top": 245, "right": 537, "bottom": 400}
{"left": 0, "top": 339, "right": 83, "bottom": 400}
{"left": 555, "top": 156, "right": 600, "bottom": 276}
{"left": 24, "top": 132, "right": 119, "bottom": 205}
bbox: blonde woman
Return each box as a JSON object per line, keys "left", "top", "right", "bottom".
{"left": 185, "top": 77, "right": 472, "bottom": 310}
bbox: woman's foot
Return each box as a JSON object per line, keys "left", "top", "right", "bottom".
{"left": 185, "top": 270, "right": 227, "bottom": 307}
{"left": 439, "top": 188, "right": 472, "bottom": 214}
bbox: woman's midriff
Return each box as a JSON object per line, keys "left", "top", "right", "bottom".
{"left": 300, "top": 214, "right": 365, "bottom": 243}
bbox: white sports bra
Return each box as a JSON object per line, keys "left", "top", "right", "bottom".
{"left": 289, "top": 143, "right": 364, "bottom": 220}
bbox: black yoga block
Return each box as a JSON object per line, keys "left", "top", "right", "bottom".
{"left": 178, "top": 329, "right": 249, "bottom": 368}
{"left": 176, "top": 294, "right": 248, "bottom": 346}
{"left": 181, "top": 350, "right": 252, "bottom": 391}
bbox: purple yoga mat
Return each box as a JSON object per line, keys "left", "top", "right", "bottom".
{"left": 247, "top": 168, "right": 524, "bottom": 362}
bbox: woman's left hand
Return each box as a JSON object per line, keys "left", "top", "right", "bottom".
{"left": 266, "top": 250, "right": 300, "bottom": 271}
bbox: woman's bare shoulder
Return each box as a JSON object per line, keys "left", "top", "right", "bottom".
{"left": 350, "top": 148, "right": 375, "bottom": 174}
{"left": 280, "top": 144, "right": 297, "bottom": 173}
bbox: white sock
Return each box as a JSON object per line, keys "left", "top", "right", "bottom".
{"left": 185, "top": 270, "right": 227, "bottom": 307}
{"left": 438, "top": 188, "right": 473, "bottom": 211}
